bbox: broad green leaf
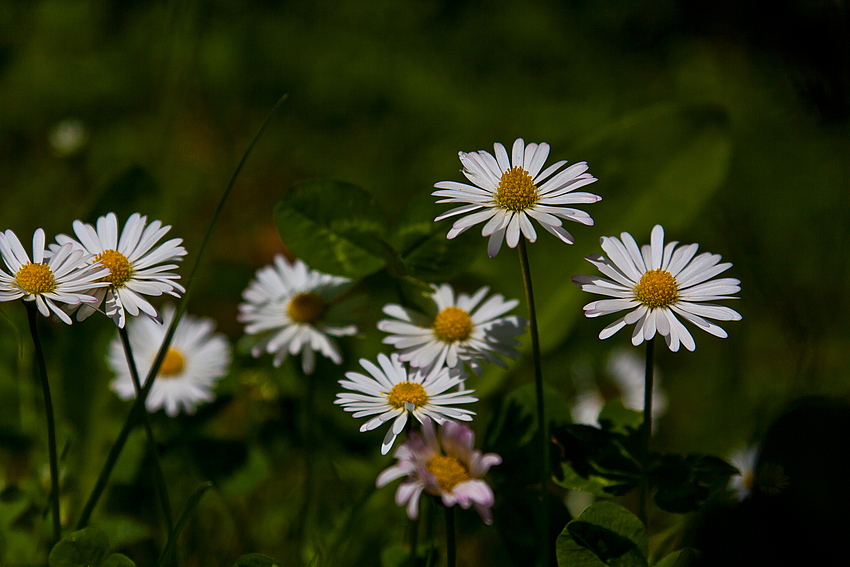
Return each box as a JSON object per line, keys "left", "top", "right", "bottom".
{"left": 274, "top": 179, "right": 389, "bottom": 278}
{"left": 48, "top": 527, "right": 110, "bottom": 567}
{"left": 102, "top": 554, "right": 137, "bottom": 567}
{"left": 598, "top": 400, "right": 644, "bottom": 435}
{"left": 654, "top": 548, "right": 698, "bottom": 567}
{"left": 556, "top": 502, "right": 648, "bottom": 567}
{"left": 234, "top": 553, "right": 283, "bottom": 567}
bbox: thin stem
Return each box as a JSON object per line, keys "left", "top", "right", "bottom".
{"left": 154, "top": 482, "right": 212, "bottom": 567}
{"left": 444, "top": 505, "right": 456, "bottom": 567}
{"left": 76, "top": 95, "right": 287, "bottom": 529}
{"left": 25, "top": 302, "right": 61, "bottom": 546}
{"left": 118, "top": 327, "right": 174, "bottom": 532}
{"left": 517, "top": 239, "right": 549, "bottom": 567}
{"left": 408, "top": 516, "right": 419, "bottom": 567}
{"left": 638, "top": 336, "right": 655, "bottom": 526}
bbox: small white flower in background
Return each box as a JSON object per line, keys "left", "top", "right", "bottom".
{"left": 336, "top": 353, "right": 477, "bottom": 455}
{"left": 377, "top": 417, "right": 501, "bottom": 524}
{"left": 378, "top": 283, "right": 526, "bottom": 380}
{"left": 572, "top": 224, "right": 742, "bottom": 352}
{"left": 108, "top": 305, "right": 231, "bottom": 416}
{"left": 49, "top": 118, "right": 88, "bottom": 157}
{"left": 0, "top": 228, "right": 109, "bottom": 324}
{"left": 51, "top": 212, "right": 186, "bottom": 328}
{"left": 238, "top": 255, "right": 357, "bottom": 374}
{"left": 433, "top": 138, "right": 600, "bottom": 257}
{"left": 728, "top": 444, "right": 759, "bottom": 501}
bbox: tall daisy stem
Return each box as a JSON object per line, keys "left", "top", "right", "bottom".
{"left": 25, "top": 302, "right": 61, "bottom": 546}
{"left": 118, "top": 327, "right": 174, "bottom": 532}
{"left": 444, "top": 505, "right": 456, "bottom": 567}
{"left": 517, "top": 239, "right": 549, "bottom": 567}
{"left": 638, "top": 336, "right": 655, "bottom": 526}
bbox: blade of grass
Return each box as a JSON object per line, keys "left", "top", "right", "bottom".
{"left": 76, "top": 94, "right": 288, "bottom": 529}
{"left": 154, "top": 481, "right": 213, "bottom": 567}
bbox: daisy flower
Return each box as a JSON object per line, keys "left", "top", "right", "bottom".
{"left": 572, "top": 225, "right": 742, "bottom": 352}
{"left": 433, "top": 137, "right": 601, "bottom": 257}
{"left": 238, "top": 255, "right": 358, "bottom": 374}
{"left": 0, "top": 228, "right": 109, "bottom": 324}
{"left": 727, "top": 444, "right": 758, "bottom": 501}
{"left": 335, "top": 353, "right": 477, "bottom": 455}
{"left": 108, "top": 305, "right": 231, "bottom": 416}
{"left": 376, "top": 417, "right": 501, "bottom": 524}
{"left": 377, "top": 284, "right": 526, "bottom": 379}
{"left": 52, "top": 212, "right": 186, "bottom": 328}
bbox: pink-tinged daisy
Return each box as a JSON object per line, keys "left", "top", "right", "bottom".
{"left": 377, "top": 283, "right": 526, "bottom": 379}
{"left": 376, "top": 417, "right": 501, "bottom": 524}
{"left": 0, "top": 228, "right": 109, "bottom": 324}
{"left": 335, "top": 353, "right": 477, "bottom": 455}
{"left": 238, "top": 255, "right": 358, "bottom": 374}
{"left": 433, "top": 138, "right": 601, "bottom": 257}
{"left": 572, "top": 225, "right": 742, "bottom": 352}
{"left": 108, "top": 305, "right": 231, "bottom": 416}
{"left": 53, "top": 212, "right": 186, "bottom": 328}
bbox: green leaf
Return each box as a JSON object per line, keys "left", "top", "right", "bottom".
{"left": 155, "top": 482, "right": 213, "bottom": 567}
{"left": 553, "top": 463, "right": 621, "bottom": 498}
{"left": 48, "top": 527, "right": 110, "bottom": 567}
{"left": 102, "top": 554, "right": 137, "bottom": 567}
{"left": 653, "top": 548, "right": 699, "bottom": 567}
{"left": 598, "top": 400, "right": 644, "bottom": 435}
{"left": 274, "top": 179, "right": 389, "bottom": 278}
{"left": 380, "top": 544, "right": 409, "bottom": 567}
{"left": 233, "top": 553, "right": 283, "bottom": 567}
{"left": 556, "top": 502, "right": 648, "bottom": 567}
{"left": 651, "top": 455, "right": 738, "bottom": 514}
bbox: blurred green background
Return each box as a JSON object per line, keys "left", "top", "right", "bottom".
{"left": 1, "top": 0, "right": 849, "bottom": 565}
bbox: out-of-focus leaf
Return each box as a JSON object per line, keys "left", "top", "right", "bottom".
{"left": 654, "top": 548, "right": 699, "bottom": 567}
{"left": 556, "top": 502, "right": 648, "bottom": 567}
{"left": 650, "top": 455, "right": 738, "bottom": 514}
{"left": 48, "top": 527, "right": 110, "bottom": 567}
{"left": 598, "top": 399, "right": 644, "bottom": 435}
{"left": 554, "top": 463, "right": 620, "bottom": 498}
{"left": 489, "top": 382, "right": 574, "bottom": 447}
{"left": 102, "top": 554, "right": 136, "bottom": 567}
{"left": 234, "top": 553, "right": 283, "bottom": 567}
{"left": 97, "top": 515, "right": 151, "bottom": 549}
{"left": 274, "top": 179, "right": 389, "bottom": 278}
{"left": 380, "top": 544, "right": 409, "bottom": 567}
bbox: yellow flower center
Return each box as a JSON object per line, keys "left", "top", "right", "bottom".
{"left": 158, "top": 348, "right": 185, "bottom": 377}
{"left": 387, "top": 382, "right": 428, "bottom": 409}
{"left": 15, "top": 262, "right": 56, "bottom": 295}
{"left": 634, "top": 269, "right": 678, "bottom": 309}
{"left": 427, "top": 454, "right": 471, "bottom": 493}
{"left": 432, "top": 306, "right": 473, "bottom": 343}
{"left": 287, "top": 292, "right": 326, "bottom": 324}
{"left": 95, "top": 249, "right": 132, "bottom": 286}
{"left": 495, "top": 166, "right": 538, "bottom": 212}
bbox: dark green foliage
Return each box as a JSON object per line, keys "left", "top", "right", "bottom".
{"left": 48, "top": 527, "right": 136, "bottom": 567}
{"left": 556, "top": 502, "right": 647, "bottom": 567}
{"left": 234, "top": 553, "right": 283, "bottom": 567}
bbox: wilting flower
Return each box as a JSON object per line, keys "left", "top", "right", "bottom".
{"left": 378, "top": 283, "right": 526, "bottom": 379}
{"left": 238, "top": 255, "right": 357, "bottom": 374}
{"left": 0, "top": 228, "right": 109, "bottom": 324}
{"left": 108, "top": 305, "right": 231, "bottom": 416}
{"left": 433, "top": 138, "right": 600, "bottom": 257}
{"left": 572, "top": 225, "right": 742, "bottom": 351}
{"left": 335, "top": 353, "right": 477, "bottom": 455}
{"left": 377, "top": 417, "right": 501, "bottom": 524}
{"left": 52, "top": 212, "right": 186, "bottom": 328}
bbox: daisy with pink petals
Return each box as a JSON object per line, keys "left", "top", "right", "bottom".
{"left": 572, "top": 224, "right": 742, "bottom": 352}
{"left": 376, "top": 417, "right": 501, "bottom": 524}
{"left": 433, "top": 138, "right": 601, "bottom": 257}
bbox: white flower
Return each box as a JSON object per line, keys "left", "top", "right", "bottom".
{"left": 377, "top": 284, "right": 526, "bottom": 379}
{"left": 108, "top": 305, "right": 231, "bottom": 416}
{"left": 335, "top": 353, "right": 477, "bottom": 455}
{"left": 376, "top": 417, "right": 501, "bottom": 524}
{"left": 433, "top": 138, "right": 601, "bottom": 257}
{"left": 238, "top": 255, "right": 358, "bottom": 374}
{"left": 572, "top": 225, "right": 742, "bottom": 352}
{"left": 0, "top": 228, "right": 109, "bottom": 324}
{"left": 52, "top": 212, "right": 186, "bottom": 328}
{"left": 728, "top": 445, "right": 758, "bottom": 501}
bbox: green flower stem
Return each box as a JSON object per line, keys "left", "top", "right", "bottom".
{"left": 517, "top": 239, "right": 549, "bottom": 567}
{"left": 638, "top": 336, "right": 656, "bottom": 526}
{"left": 118, "top": 327, "right": 174, "bottom": 532}
{"left": 444, "top": 505, "right": 456, "bottom": 567}
{"left": 408, "top": 516, "right": 419, "bottom": 567}
{"left": 25, "top": 302, "right": 61, "bottom": 546}
{"left": 75, "top": 95, "right": 288, "bottom": 530}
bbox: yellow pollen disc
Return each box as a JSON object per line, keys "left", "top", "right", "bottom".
{"left": 95, "top": 249, "right": 132, "bottom": 286}
{"left": 15, "top": 262, "right": 56, "bottom": 295}
{"left": 634, "top": 269, "right": 678, "bottom": 309}
{"left": 495, "top": 166, "right": 538, "bottom": 212}
{"left": 287, "top": 292, "right": 326, "bottom": 324}
{"left": 387, "top": 382, "right": 428, "bottom": 409}
{"left": 158, "top": 348, "right": 185, "bottom": 377}
{"left": 427, "top": 454, "right": 471, "bottom": 493}
{"left": 432, "top": 306, "right": 473, "bottom": 343}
